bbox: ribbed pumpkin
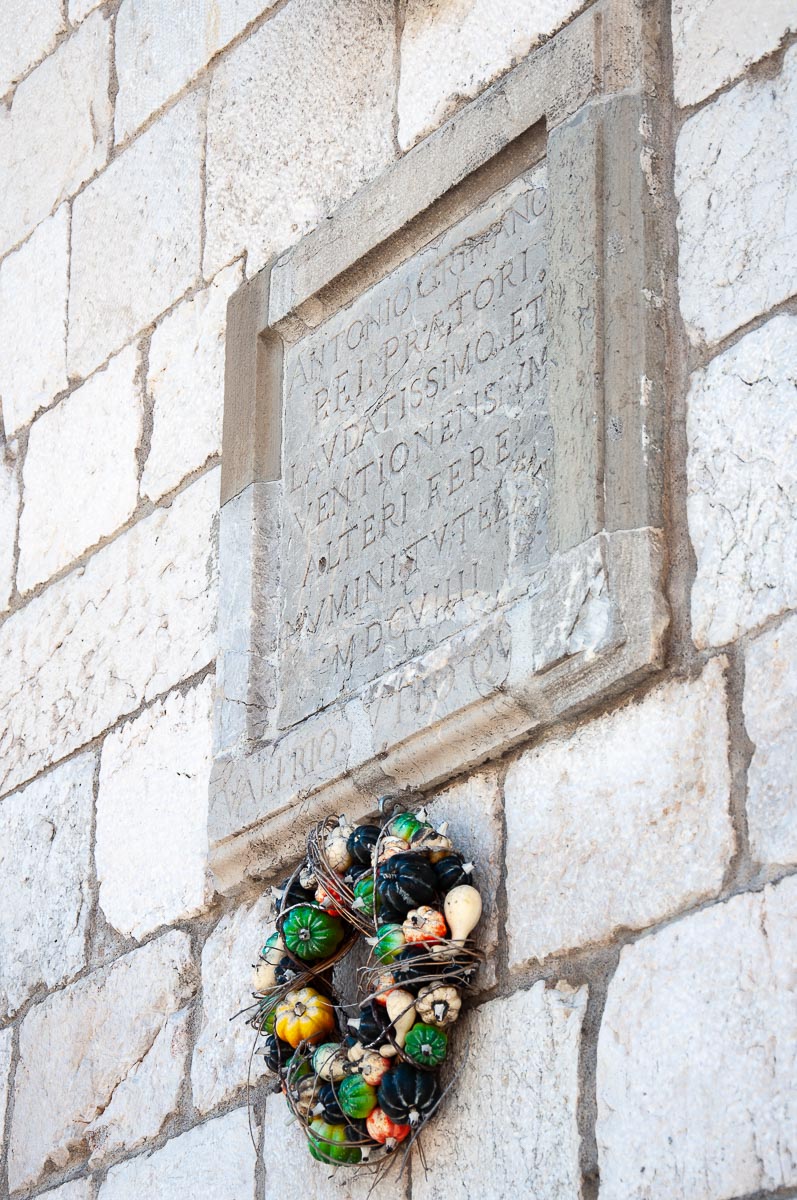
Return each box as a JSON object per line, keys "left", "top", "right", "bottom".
{"left": 316, "top": 1081, "right": 344, "bottom": 1123}
{"left": 388, "top": 812, "right": 426, "bottom": 842}
{"left": 275, "top": 875, "right": 315, "bottom": 911}
{"left": 307, "top": 1119, "right": 361, "bottom": 1164}
{"left": 404, "top": 1022, "right": 448, "bottom": 1068}
{"left": 351, "top": 999, "right": 390, "bottom": 1049}
{"left": 433, "top": 853, "right": 474, "bottom": 893}
{"left": 374, "top": 923, "right": 406, "bottom": 964}
{"left": 338, "top": 1073, "right": 378, "bottom": 1119}
{"left": 275, "top": 988, "right": 336, "bottom": 1047}
{"left": 282, "top": 905, "right": 344, "bottom": 961}
{"left": 261, "top": 1033, "right": 293, "bottom": 1073}
{"left": 366, "top": 1107, "right": 411, "bottom": 1146}
{"left": 353, "top": 874, "right": 376, "bottom": 916}
{"left": 376, "top": 853, "right": 437, "bottom": 915}
{"left": 378, "top": 1064, "right": 440, "bottom": 1125}
{"left": 347, "top": 824, "right": 381, "bottom": 865}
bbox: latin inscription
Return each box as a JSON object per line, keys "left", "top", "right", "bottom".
{"left": 279, "top": 164, "right": 550, "bottom": 727}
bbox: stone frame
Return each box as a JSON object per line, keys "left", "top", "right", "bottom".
{"left": 210, "top": 0, "right": 669, "bottom": 892}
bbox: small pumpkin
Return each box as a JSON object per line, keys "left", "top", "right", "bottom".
{"left": 404, "top": 1022, "right": 448, "bottom": 1068}
{"left": 315, "top": 1081, "right": 344, "bottom": 1123}
{"left": 378, "top": 1064, "right": 440, "bottom": 1125}
{"left": 393, "top": 943, "right": 433, "bottom": 983}
{"left": 273, "top": 874, "right": 315, "bottom": 912}
{"left": 415, "top": 984, "right": 461, "bottom": 1028}
{"left": 282, "top": 905, "right": 344, "bottom": 960}
{"left": 261, "top": 1033, "right": 293, "bottom": 1073}
{"left": 376, "top": 853, "right": 437, "bottom": 915}
{"left": 287, "top": 1072, "right": 319, "bottom": 1118}
{"left": 359, "top": 1050, "right": 391, "bottom": 1086}
{"left": 433, "top": 853, "right": 475, "bottom": 892}
{"left": 349, "top": 999, "right": 390, "bottom": 1049}
{"left": 314, "top": 882, "right": 344, "bottom": 915}
{"left": 260, "top": 931, "right": 285, "bottom": 966}
{"left": 274, "top": 955, "right": 300, "bottom": 987}
{"left": 252, "top": 959, "right": 278, "bottom": 994}
{"left": 275, "top": 987, "right": 336, "bottom": 1047}
{"left": 443, "top": 884, "right": 482, "bottom": 944}
{"left": 352, "top": 874, "right": 376, "bottom": 916}
{"left": 313, "top": 1042, "right": 352, "bottom": 1082}
{"left": 374, "top": 924, "right": 406, "bottom": 964}
{"left": 388, "top": 812, "right": 426, "bottom": 841}
{"left": 325, "top": 820, "right": 354, "bottom": 872}
{"left": 366, "top": 1107, "right": 411, "bottom": 1146}
{"left": 403, "top": 906, "right": 447, "bottom": 944}
{"left": 347, "top": 824, "right": 381, "bottom": 865}
{"left": 370, "top": 969, "right": 398, "bottom": 1004}
{"left": 308, "top": 1119, "right": 361, "bottom": 1165}
{"left": 377, "top": 835, "right": 412, "bottom": 864}
{"left": 255, "top": 1001, "right": 277, "bottom": 1035}
{"left": 299, "top": 864, "right": 318, "bottom": 891}
{"left": 338, "top": 1073, "right": 378, "bottom": 1119}
{"left": 409, "top": 825, "right": 453, "bottom": 861}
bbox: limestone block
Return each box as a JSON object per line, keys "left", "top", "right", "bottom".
{"left": 142, "top": 262, "right": 243, "bottom": 502}
{"left": 597, "top": 875, "right": 797, "bottom": 1200}
{"left": 676, "top": 47, "right": 797, "bottom": 346}
{"left": 505, "top": 659, "right": 733, "bottom": 966}
{"left": 0, "top": 752, "right": 94, "bottom": 1019}
{"left": 191, "top": 892, "right": 273, "bottom": 1112}
{"left": 0, "top": 0, "right": 65, "bottom": 96}
{"left": 41, "top": 1182, "right": 94, "bottom": 1200}
{"left": 69, "top": 91, "right": 204, "bottom": 379}
{"left": 115, "top": 0, "right": 279, "bottom": 142}
{"left": 412, "top": 983, "right": 586, "bottom": 1200}
{"left": 398, "top": 0, "right": 584, "bottom": 150}
{"left": 0, "top": 468, "right": 219, "bottom": 799}
{"left": 18, "top": 345, "right": 142, "bottom": 592}
{"left": 0, "top": 13, "right": 111, "bottom": 256}
{"left": 0, "top": 205, "right": 69, "bottom": 436}
{"left": 204, "top": 0, "right": 395, "bottom": 278}
{"left": 97, "top": 677, "right": 214, "bottom": 941}
{"left": 427, "top": 768, "right": 503, "bottom": 988}
{"left": 673, "top": 0, "right": 795, "bottom": 107}
{"left": 0, "top": 1025, "right": 12, "bottom": 1152}
{"left": 687, "top": 316, "right": 797, "bottom": 648}
{"left": 8, "top": 931, "right": 197, "bottom": 1191}
{"left": 0, "top": 442, "right": 19, "bottom": 612}
{"left": 744, "top": 614, "right": 797, "bottom": 867}
{"left": 99, "top": 1109, "right": 255, "bottom": 1200}
{"left": 69, "top": 0, "right": 105, "bottom": 24}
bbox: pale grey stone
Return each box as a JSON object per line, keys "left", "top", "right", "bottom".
{"left": 0, "top": 0, "right": 65, "bottom": 96}
{"left": 115, "top": 0, "right": 279, "bottom": 142}
{"left": 687, "top": 316, "right": 797, "bottom": 648}
{"left": 673, "top": 0, "right": 795, "bottom": 107}
{"left": 41, "top": 1181, "right": 94, "bottom": 1200}
{"left": 0, "top": 205, "right": 69, "bottom": 435}
{"left": 8, "top": 931, "right": 197, "bottom": 1191}
{"left": 676, "top": 47, "right": 797, "bottom": 346}
{"left": 413, "top": 983, "right": 586, "bottom": 1200}
{"left": 0, "top": 1025, "right": 13, "bottom": 1154}
{"left": 68, "top": 91, "right": 204, "bottom": 379}
{"left": 0, "top": 442, "right": 19, "bottom": 612}
{"left": 0, "top": 13, "right": 111, "bottom": 256}
{"left": 18, "top": 344, "right": 142, "bottom": 592}
{"left": 0, "top": 468, "right": 219, "bottom": 799}
{"left": 0, "top": 752, "right": 94, "bottom": 1018}
{"left": 97, "top": 677, "right": 214, "bottom": 941}
{"left": 99, "top": 1110, "right": 255, "bottom": 1200}
{"left": 597, "top": 875, "right": 797, "bottom": 1200}
{"left": 399, "top": 0, "right": 585, "bottom": 149}
{"left": 191, "top": 893, "right": 273, "bottom": 1113}
{"left": 69, "top": 0, "right": 105, "bottom": 23}
{"left": 505, "top": 659, "right": 733, "bottom": 965}
{"left": 745, "top": 614, "right": 797, "bottom": 867}
{"left": 204, "top": 0, "right": 396, "bottom": 278}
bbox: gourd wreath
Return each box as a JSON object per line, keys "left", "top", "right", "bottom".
{"left": 243, "top": 805, "right": 483, "bottom": 1173}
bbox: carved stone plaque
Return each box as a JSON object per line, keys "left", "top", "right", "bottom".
{"left": 280, "top": 166, "right": 549, "bottom": 726}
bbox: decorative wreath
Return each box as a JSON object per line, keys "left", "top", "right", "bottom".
{"left": 242, "top": 802, "right": 484, "bottom": 1174}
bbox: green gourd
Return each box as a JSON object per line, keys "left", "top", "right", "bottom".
{"left": 338, "top": 1073, "right": 378, "bottom": 1119}
{"left": 374, "top": 923, "right": 406, "bottom": 964}
{"left": 404, "top": 1022, "right": 448, "bottom": 1068}
{"left": 353, "top": 874, "right": 376, "bottom": 916}
{"left": 282, "top": 905, "right": 344, "bottom": 960}
{"left": 376, "top": 854, "right": 437, "bottom": 915}
{"left": 307, "top": 1119, "right": 361, "bottom": 1164}
{"left": 388, "top": 812, "right": 426, "bottom": 842}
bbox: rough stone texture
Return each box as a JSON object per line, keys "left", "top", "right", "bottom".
{"left": 99, "top": 1110, "right": 255, "bottom": 1200}
{"left": 41, "top": 1182, "right": 94, "bottom": 1200}
{"left": 0, "top": 468, "right": 219, "bottom": 799}
{"left": 673, "top": 0, "right": 795, "bottom": 108}
{"left": 745, "top": 615, "right": 797, "bottom": 867}
{"left": 0, "top": 205, "right": 69, "bottom": 436}
{"left": 191, "top": 892, "right": 273, "bottom": 1112}
{"left": 0, "top": 442, "right": 19, "bottom": 612}
{"left": 0, "top": 0, "right": 65, "bottom": 96}
{"left": 504, "top": 660, "right": 733, "bottom": 966}
{"left": 115, "top": 0, "right": 279, "bottom": 142}
{"left": 142, "top": 262, "right": 243, "bottom": 502}
{"left": 204, "top": 0, "right": 395, "bottom": 278}
{"left": 597, "top": 875, "right": 797, "bottom": 1200}
{"left": 97, "top": 677, "right": 214, "bottom": 940}
{"left": 688, "top": 316, "right": 797, "bottom": 649}
{"left": 413, "top": 983, "right": 586, "bottom": 1200}
{"left": 8, "top": 931, "right": 197, "bottom": 1191}
{"left": 0, "top": 12, "right": 111, "bottom": 257}
{"left": 18, "top": 345, "right": 142, "bottom": 593}
{"left": 0, "top": 1025, "right": 13, "bottom": 1153}
{"left": 676, "top": 47, "right": 797, "bottom": 347}
{"left": 0, "top": 752, "right": 94, "bottom": 1019}
{"left": 427, "top": 768, "right": 503, "bottom": 988}
{"left": 398, "top": 0, "right": 584, "bottom": 149}
{"left": 69, "top": 91, "right": 204, "bottom": 380}
{"left": 69, "top": 0, "right": 105, "bottom": 24}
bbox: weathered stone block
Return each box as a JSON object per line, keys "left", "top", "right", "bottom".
{"left": 142, "top": 261, "right": 243, "bottom": 502}
{"left": 676, "top": 46, "right": 797, "bottom": 346}
{"left": 69, "top": 0, "right": 105, "bottom": 23}
{"left": 69, "top": 91, "right": 204, "bottom": 379}
{"left": 99, "top": 1109, "right": 255, "bottom": 1199}
{"left": 0, "top": 205, "right": 69, "bottom": 435}
{"left": 412, "top": 983, "right": 586, "bottom": 1200}
{"left": 0, "top": 442, "right": 19, "bottom": 612}
{"left": 0, "top": 0, "right": 65, "bottom": 96}
{"left": 41, "top": 1182, "right": 93, "bottom": 1200}
{"left": 18, "top": 344, "right": 142, "bottom": 592}
{"left": 688, "top": 315, "right": 797, "bottom": 648}
{"left": 398, "top": 0, "right": 584, "bottom": 150}
{"left": 97, "top": 677, "right": 214, "bottom": 941}
{"left": 0, "top": 12, "right": 111, "bottom": 256}
{"left": 597, "top": 875, "right": 797, "bottom": 1200}
{"left": 673, "top": 0, "right": 795, "bottom": 107}
{"left": 745, "top": 614, "right": 797, "bottom": 867}
{"left": 0, "top": 468, "right": 219, "bottom": 799}
{"left": 0, "top": 752, "right": 94, "bottom": 1019}
{"left": 115, "top": 0, "right": 279, "bottom": 142}
{"left": 505, "top": 659, "right": 733, "bottom": 965}
{"left": 0, "top": 1025, "right": 12, "bottom": 1153}
{"left": 191, "top": 892, "right": 273, "bottom": 1112}
{"left": 204, "top": 0, "right": 395, "bottom": 278}
{"left": 8, "top": 931, "right": 197, "bottom": 1191}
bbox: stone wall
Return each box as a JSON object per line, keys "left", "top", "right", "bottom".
{"left": 0, "top": 2, "right": 795, "bottom": 1199}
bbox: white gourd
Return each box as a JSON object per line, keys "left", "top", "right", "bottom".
{"left": 384, "top": 988, "right": 416, "bottom": 1050}
{"left": 443, "top": 884, "right": 482, "bottom": 943}
{"left": 252, "top": 960, "right": 278, "bottom": 993}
